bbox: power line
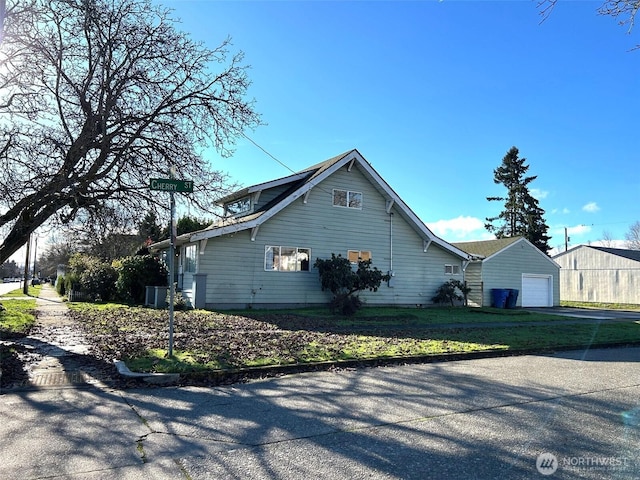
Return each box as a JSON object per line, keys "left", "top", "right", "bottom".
{"left": 241, "top": 133, "right": 297, "bottom": 176}
{"left": 241, "top": 132, "right": 335, "bottom": 197}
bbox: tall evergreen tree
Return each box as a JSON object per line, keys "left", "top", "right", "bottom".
{"left": 485, "top": 147, "right": 551, "bottom": 253}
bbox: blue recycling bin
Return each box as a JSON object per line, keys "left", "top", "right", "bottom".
{"left": 491, "top": 288, "right": 509, "bottom": 308}
{"left": 506, "top": 289, "right": 519, "bottom": 309}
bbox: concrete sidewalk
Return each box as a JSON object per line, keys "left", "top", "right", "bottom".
{"left": 3, "top": 284, "right": 116, "bottom": 389}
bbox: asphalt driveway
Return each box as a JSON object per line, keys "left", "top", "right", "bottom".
{"left": 526, "top": 306, "right": 640, "bottom": 321}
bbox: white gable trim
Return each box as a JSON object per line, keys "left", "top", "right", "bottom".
{"left": 190, "top": 152, "right": 355, "bottom": 243}
{"left": 188, "top": 150, "right": 470, "bottom": 260}
{"left": 353, "top": 154, "right": 469, "bottom": 260}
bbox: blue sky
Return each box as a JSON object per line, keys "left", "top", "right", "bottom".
{"left": 163, "top": 0, "right": 638, "bottom": 254}
{"left": 10, "top": 0, "right": 639, "bottom": 267}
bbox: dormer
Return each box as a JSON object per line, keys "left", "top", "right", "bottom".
{"left": 217, "top": 170, "right": 312, "bottom": 219}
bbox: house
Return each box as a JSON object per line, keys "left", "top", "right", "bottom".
{"left": 151, "top": 149, "right": 471, "bottom": 309}
{"left": 453, "top": 237, "right": 560, "bottom": 307}
{"left": 553, "top": 245, "right": 640, "bottom": 305}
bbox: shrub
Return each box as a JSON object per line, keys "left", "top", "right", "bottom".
{"left": 315, "top": 254, "right": 390, "bottom": 315}
{"left": 432, "top": 280, "right": 471, "bottom": 306}
{"left": 80, "top": 263, "right": 118, "bottom": 301}
{"left": 56, "top": 276, "right": 66, "bottom": 296}
{"left": 115, "top": 255, "right": 168, "bottom": 304}
{"left": 64, "top": 273, "right": 81, "bottom": 295}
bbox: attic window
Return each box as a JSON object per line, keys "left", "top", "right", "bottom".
{"left": 225, "top": 197, "right": 251, "bottom": 216}
{"left": 333, "top": 189, "right": 362, "bottom": 209}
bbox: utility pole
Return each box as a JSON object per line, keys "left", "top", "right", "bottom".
{"left": 564, "top": 227, "right": 570, "bottom": 252}
{"left": 23, "top": 236, "right": 31, "bottom": 294}
{"left": 32, "top": 236, "right": 38, "bottom": 280}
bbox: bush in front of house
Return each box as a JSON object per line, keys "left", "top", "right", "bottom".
{"left": 63, "top": 253, "right": 117, "bottom": 301}
{"left": 315, "top": 254, "right": 390, "bottom": 315}
{"left": 114, "top": 255, "right": 168, "bottom": 304}
{"left": 80, "top": 263, "right": 118, "bottom": 301}
{"left": 64, "top": 273, "right": 81, "bottom": 296}
{"left": 432, "top": 280, "right": 471, "bottom": 306}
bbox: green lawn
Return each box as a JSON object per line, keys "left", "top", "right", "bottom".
{"left": 0, "top": 296, "right": 38, "bottom": 336}
{"left": 67, "top": 303, "right": 640, "bottom": 374}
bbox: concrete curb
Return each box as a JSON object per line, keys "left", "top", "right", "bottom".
{"left": 113, "top": 360, "right": 180, "bottom": 385}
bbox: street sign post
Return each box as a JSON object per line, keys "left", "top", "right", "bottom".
{"left": 149, "top": 178, "right": 194, "bottom": 193}
{"left": 148, "top": 176, "right": 194, "bottom": 357}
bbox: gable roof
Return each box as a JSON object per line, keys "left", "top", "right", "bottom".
{"left": 154, "top": 149, "right": 469, "bottom": 260}
{"left": 454, "top": 236, "right": 559, "bottom": 267}
{"left": 453, "top": 237, "right": 521, "bottom": 259}
{"left": 554, "top": 245, "right": 640, "bottom": 263}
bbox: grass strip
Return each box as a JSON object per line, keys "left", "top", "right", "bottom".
{"left": 0, "top": 299, "right": 38, "bottom": 336}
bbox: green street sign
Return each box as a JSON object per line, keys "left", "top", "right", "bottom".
{"left": 149, "top": 178, "right": 194, "bottom": 193}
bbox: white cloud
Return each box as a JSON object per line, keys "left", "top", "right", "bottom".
{"left": 551, "top": 207, "right": 570, "bottom": 214}
{"left": 582, "top": 202, "right": 600, "bottom": 213}
{"left": 531, "top": 188, "right": 549, "bottom": 200}
{"left": 567, "top": 224, "right": 592, "bottom": 236}
{"left": 426, "top": 216, "right": 489, "bottom": 241}
{"left": 551, "top": 224, "right": 592, "bottom": 238}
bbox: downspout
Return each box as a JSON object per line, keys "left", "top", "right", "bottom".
{"left": 389, "top": 212, "right": 393, "bottom": 273}
{"left": 388, "top": 212, "right": 395, "bottom": 287}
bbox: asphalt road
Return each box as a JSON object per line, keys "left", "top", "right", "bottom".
{"left": 0, "top": 280, "right": 24, "bottom": 296}
{"left": 2, "top": 346, "right": 640, "bottom": 479}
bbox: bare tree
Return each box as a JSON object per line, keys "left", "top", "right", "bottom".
{"left": 625, "top": 221, "right": 640, "bottom": 250}
{"left": 0, "top": 0, "right": 260, "bottom": 264}
{"left": 539, "top": 0, "right": 640, "bottom": 38}
{"left": 600, "top": 230, "right": 615, "bottom": 247}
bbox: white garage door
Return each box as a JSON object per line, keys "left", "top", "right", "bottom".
{"left": 522, "top": 274, "right": 552, "bottom": 307}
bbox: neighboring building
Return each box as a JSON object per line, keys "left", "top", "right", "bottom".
{"left": 553, "top": 245, "right": 640, "bottom": 305}
{"left": 151, "top": 149, "right": 470, "bottom": 309}
{"left": 453, "top": 237, "right": 560, "bottom": 307}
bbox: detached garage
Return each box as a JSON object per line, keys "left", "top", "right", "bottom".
{"left": 453, "top": 237, "right": 560, "bottom": 308}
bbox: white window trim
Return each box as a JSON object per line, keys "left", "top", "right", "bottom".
{"left": 264, "top": 245, "right": 311, "bottom": 272}
{"left": 445, "top": 264, "right": 461, "bottom": 275}
{"left": 348, "top": 250, "right": 372, "bottom": 264}
{"left": 184, "top": 244, "right": 197, "bottom": 273}
{"left": 225, "top": 196, "right": 251, "bottom": 217}
{"left": 332, "top": 189, "right": 363, "bottom": 209}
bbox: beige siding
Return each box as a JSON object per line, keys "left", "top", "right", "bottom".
{"left": 555, "top": 247, "right": 640, "bottom": 304}
{"left": 482, "top": 241, "right": 560, "bottom": 307}
{"left": 197, "top": 163, "right": 464, "bottom": 308}
{"left": 464, "top": 261, "right": 483, "bottom": 307}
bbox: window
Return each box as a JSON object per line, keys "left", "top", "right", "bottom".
{"left": 445, "top": 264, "right": 461, "bottom": 275}
{"left": 348, "top": 250, "right": 372, "bottom": 264}
{"left": 225, "top": 197, "right": 251, "bottom": 216}
{"left": 333, "top": 189, "right": 362, "bottom": 209}
{"left": 184, "top": 244, "right": 197, "bottom": 273}
{"left": 265, "top": 246, "right": 310, "bottom": 272}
